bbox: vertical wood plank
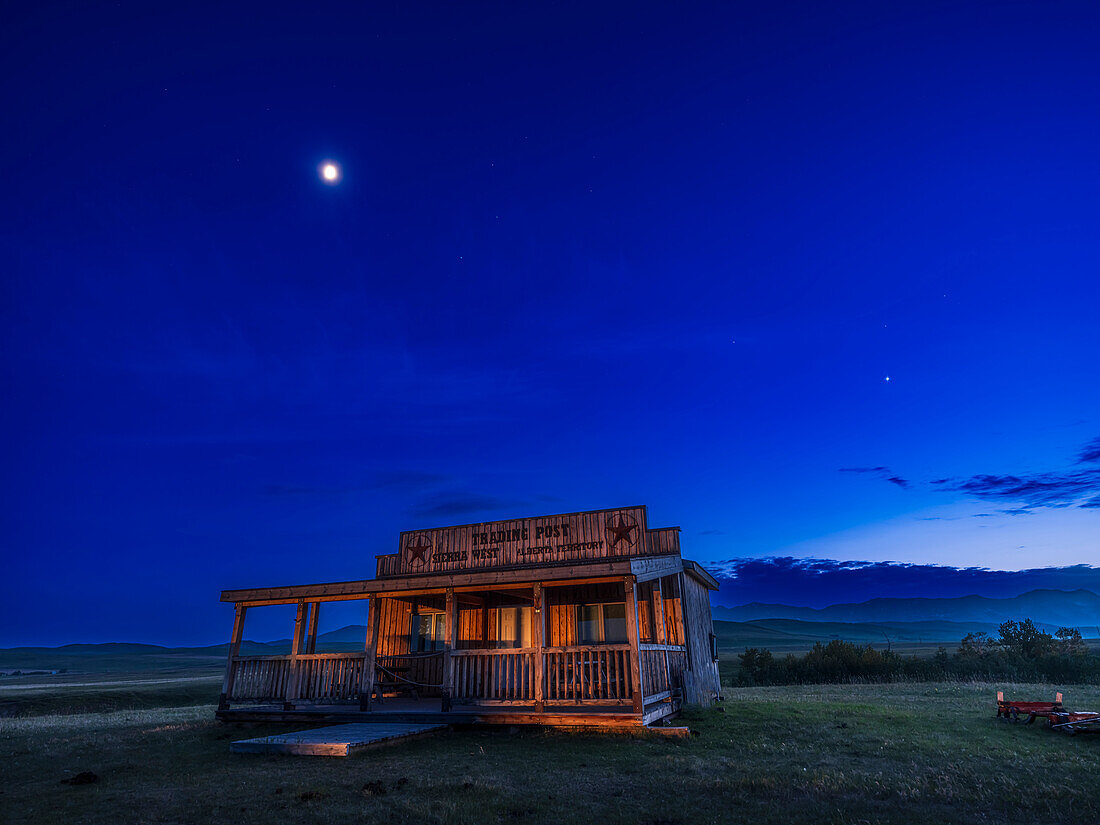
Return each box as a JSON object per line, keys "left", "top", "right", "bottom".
{"left": 360, "top": 597, "right": 380, "bottom": 710}
{"left": 305, "top": 600, "right": 320, "bottom": 654}
{"left": 442, "top": 588, "right": 455, "bottom": 710}
{"left": 285, "top": 600, "right": 306, "bottom": 709}
{"left": 532, "top": 583, "right": 544, "bottom": 711}
{"left": 676, "top": 572, "right": 694, "bottom": 673}
{"left": 624, "top": 576, "right": 643, "bottom": 713}
{"left": 218, "top": 603, "right": 247, "bottom": 709}
{"left": 654, "top": 578, "right": 670, "bottom": 695}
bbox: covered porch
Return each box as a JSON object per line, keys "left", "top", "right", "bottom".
{"left": 217, "top": 558, "right": 694, "bottom": 726}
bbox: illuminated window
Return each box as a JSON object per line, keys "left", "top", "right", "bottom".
{"left": 495, "top": 606, "right": 532, "bottom": 648}
{"left": 412, "top": 613, "right": 445, "bottom": 652}
{"left": 576, "top": 603, "right": 628, "bottom": 644}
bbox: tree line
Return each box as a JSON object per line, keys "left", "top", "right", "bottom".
{"left": 732, "top": 619, "right": 1100, "bottom": 686}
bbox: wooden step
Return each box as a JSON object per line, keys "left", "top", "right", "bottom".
{"left": 230, "top": 722, "right": 447, "bottom": 756}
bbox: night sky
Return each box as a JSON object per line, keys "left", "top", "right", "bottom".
{"left": 3, "top": 2, "right": 1099, "bottom": 646}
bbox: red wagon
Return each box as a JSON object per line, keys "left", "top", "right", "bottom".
{"left": 996, "top": 690, "right": 1063, "bottom": 723}
{"left": 1048, "top": 710, "right": 1100, "bottom": 734}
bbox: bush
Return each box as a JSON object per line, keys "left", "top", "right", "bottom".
{"left": 731, "top": 619, "right": 1100, "bottom": 686}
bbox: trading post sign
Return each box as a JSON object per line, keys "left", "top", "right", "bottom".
{"left": 395, "top": 506, "right": 650, "bottom": 575}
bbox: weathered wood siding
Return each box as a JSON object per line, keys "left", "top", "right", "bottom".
{"left": 637, "top": 581, "right": 654, "bottom": 643}
{"left": 372, "top": 597, "right": 443, "bottom": 696}
{"left": 662, "top": 575, "right": 685, "bottom": 646}
{"left": 376, "top": 598, "right": 412, "bottom": 658}
{"left": 546, "top": 582, "right": 622, "bottom": 646}
{"left": 390, "top": 506, "right": 656, "bottom": 577}
{"left": 681, "top": 572, "right": 720, "bottom": 705}
{"left": 634, "top": 578, "right": 684, "bottom": 645}
{"left": 644, "top": 526, "right": 680, "bottom": 556}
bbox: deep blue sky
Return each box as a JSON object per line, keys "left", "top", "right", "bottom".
{"left": 3, "top": 1, "right": 1098, "bottom": 646}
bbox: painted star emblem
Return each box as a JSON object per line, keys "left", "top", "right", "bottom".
{"left": 406, "top": 537, "right": 432, "bottom": 565}
{"left": 606, "top": 514, "right": 637, "bottom": 547}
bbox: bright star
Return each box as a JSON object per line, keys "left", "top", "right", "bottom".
{"left": 885, "top": 376, "right": 891, "bottom": 382}
{"left": 318, "top": 161, "right": 341, "bottom": 184}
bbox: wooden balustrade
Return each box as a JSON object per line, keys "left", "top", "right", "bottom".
{"left": 639, "top": 643, "right": 688, "bottom": 698}
{"left": 638, "top": 642, "right": 686, "bottom": 699}
{"left": 226, "top": 655, "right": 294, "bottom": 701}
{"left": 452, "top": 649, "right": 535, "bottom": 702}
{"left": 376, "top": 652, "right": 444, "bottom": 696}
{"left": 227, "top": 645, "right": 663, "bottom": 708}
{"left": 227, "top": 653, "right": 366, "bottom": 703}
{"left": 666, "top": 648, "right": 688, "bottom": 693}
{"left": 294, "top": 653, "right": 367, "bottom": 702}
{"left": 544, "top": 645, "right": 633, "bottom": 703}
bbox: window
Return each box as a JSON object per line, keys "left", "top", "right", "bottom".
{"left": 495, "top": 606, "right": 532, "bottom": 648}
{"left": 577, "top": 605, "right": 602, "bottom": 644}
{"left": 575, "top": 603, "right": 628, "bottom": 644}
{"left": 603, "top": 602, "right": 627, "bottom": 643}
{"left": 412, "top": 612, "right": 445, "bottom": 652}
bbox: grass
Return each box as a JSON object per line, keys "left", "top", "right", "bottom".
{"left": 0, "top": 672, "right": 222, "bottom": 717}
{"left": 2, "top": 680, "right": 1098, "bottom": 824}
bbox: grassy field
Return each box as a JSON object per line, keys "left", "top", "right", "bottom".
{"left": 2, "top": 680, "right": 1098, "bottom": 825}
{"left": 0, "top": 671, "right": 222, "bottom": 717}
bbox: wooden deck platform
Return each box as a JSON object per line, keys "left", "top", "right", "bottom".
{"left": 230, "top": 722, "right": 448, "bottom": 756}
{"left": 217, "top": 696, "right": 677, "bottom": 728}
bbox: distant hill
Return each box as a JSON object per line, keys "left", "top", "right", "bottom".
{"left": 711, "top": 618, "right": 1011, "bottom": 652}
{"left": 712, "top": 588, "right": 1100, "bottom": 629}
{"left": 4, "top": 588, "right": 1098, "bottom": 673}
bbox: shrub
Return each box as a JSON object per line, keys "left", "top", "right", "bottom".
{"left": 729, "top": 619, "right": 1100, "bottom": 686}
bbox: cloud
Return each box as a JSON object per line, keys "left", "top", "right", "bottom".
{"left": 917, "top": 437, "right": 1100, "bottom": 512}
{"left": 1079, "top": 437, "right": 1100, "bottom": 463}
{"left": 707, "top": 556, "right": 1100, "bottom": 608}
{"left": 839, "top": 467, "right": 909, "bottom": 488}
{"left": 932, "top": 468, "right": 1100, "bottom": 510}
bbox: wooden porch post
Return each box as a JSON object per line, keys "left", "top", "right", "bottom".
{"left": 285, "top": 599, "right": 306, "bottom": 710}
{"left": 442, "top": 587, "right": 455, "bottom": 711}
{"left": 533, "top": 583, "right": 545, "bottom": 713}
{"left": 359, "top": 597, "right": 380, "bottom": 711}
{"left": 623, "top": 577, "right": 644, "bottom": 714}
{"left": 305, "top": 600, "right": 320, "bottom": 654}
{"left": 653, "top": 578, "right": 670, "bottom": 693}
{"left": 676, "top": 572, "right": 693, "bottom": 670}
{"left": 218, "top": 603, "right": 247, "bottom": 710}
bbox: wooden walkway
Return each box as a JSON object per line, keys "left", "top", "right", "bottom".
{"left": 216, "top": 696, "right": 674, "bottom": 728}
{"left": 230, "top": 722, "right": 447, "bottom": 756}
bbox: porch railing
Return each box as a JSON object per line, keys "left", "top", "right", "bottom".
{"left": 639, "top": 643, "right": 688, "bottom": 698}
{"left": 295, "top": 653, "right": 367, "bottom": 702}
{"left": 226, "top": 652, "right": 367, "bottom": 703}
{"left": 452, "top": 649, "right": 535, "bottom": 702}
{"left": 545, "top": 644, "right": 633, "bottom": 703}
{"left": 376, "top": 652, "right": 444, "bottom": 696}
{"left": 225, "top": 645, "right": 665, "bottom": 708}
{"left": 226, "top": 655, "right": 294, "bottom": 701}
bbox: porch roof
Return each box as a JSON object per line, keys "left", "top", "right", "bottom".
{"left": 221, "top": 554, "right": 691, "bottom": 606}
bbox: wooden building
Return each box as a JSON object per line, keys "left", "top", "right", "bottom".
{"left": 216, "top": 505, "right": 720, "bottom": 727}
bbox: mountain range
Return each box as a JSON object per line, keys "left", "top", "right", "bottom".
{"left": 712, "top": 588, "right": 1100, "bottom": 630}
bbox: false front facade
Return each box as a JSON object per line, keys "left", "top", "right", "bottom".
{"left": 217, "top": 505, "right": 720, "bottom": 727}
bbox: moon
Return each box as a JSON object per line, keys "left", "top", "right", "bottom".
{"left": 318, "top": 161, "right": 341, "bottom": 184}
